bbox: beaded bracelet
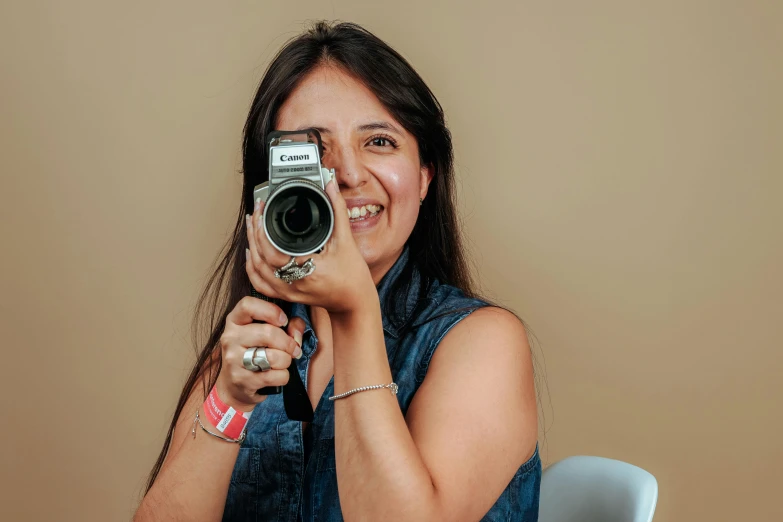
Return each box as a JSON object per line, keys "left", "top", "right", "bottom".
{"left": 328, "top": 382, "right": 399, "bottom": 401}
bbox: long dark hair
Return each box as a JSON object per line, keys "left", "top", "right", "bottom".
{"left": 144, "top": 21, "right": 479, "bottom": 492}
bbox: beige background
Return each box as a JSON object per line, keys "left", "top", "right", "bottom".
{"left": 1, "top": 1, "right": 781, "bottom": 520}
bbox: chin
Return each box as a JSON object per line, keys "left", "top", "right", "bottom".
{"left": 356, "top": 240, "right": 380, "bottom": 266}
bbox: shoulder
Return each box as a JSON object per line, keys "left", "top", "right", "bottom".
{"left": 432, "top": 304, "right": 532, "bottom": 374}
{"left": 449, "top": 305, "right": 528, "bottom": 343}
{"left": 415, "top": 280, "right": 526, "bottom": 347}
{"left": 410, "top": 280, "right": 493, "bottom": 329}
{"left": 409, "top": 281, "right": 532, "bottom": 381}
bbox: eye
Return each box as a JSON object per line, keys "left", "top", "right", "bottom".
{"left": 367, "top": 134, "right": 398, "bottom": 148}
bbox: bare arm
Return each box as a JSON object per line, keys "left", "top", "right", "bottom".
{"left": 331, "top": 305, "right": 537, "bottom": 522}
{"left": 134, "top": 297, "right": 299, "bottom": 521}
{"left": 134, "top": 377, "right": 240, "bottom": 522}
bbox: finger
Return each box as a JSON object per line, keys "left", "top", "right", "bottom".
{"left": 248, "top": 197, "right": 290, "bottom": 281}
{"left": 223, "top": 340, "right": 293, "bottom": 373}
{"left": 325, "top": 177, "right": 350, "bottom": 239}
{"left": 253, "top": 255, "right": 303, "bottom": 302}
{"left": 246, "top": 212, "right": 261, "bottom": 272}
{"left": 246, "top": 369, "right": 290, "bottom": 393}
{"left": 247, "top": 348, "right": 292, "bottom": 371}
{"left": 216, "top": 376, "right": 266, "bottom": 408}
{"left": 234, "top": 369, "right": 290, "bottom": 403}
{"left": 286, "top": 317, "right": 306, "bottom": 349}
{"left": 246, "top": 199, "right": 266, "bottom": 270}
{"left": 221, "top": 347, "right": 290, "bottom": 402}
{"left": 226, "top": 295, "right": 288, "bottom": 327}
{"left": 252, "top": 200, "right": 292, "bottom": 270}
{"left": 246, "top": 248, "right": 283, "bottom": 300}
{"left": 236, "top": 323, "right": 300, "bottom": 357}
{"left": 250, "top": 202, "right": 306, "bottom": 301}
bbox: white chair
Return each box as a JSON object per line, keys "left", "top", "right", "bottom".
{"left": 538, "top": 456, "right": 658, "bottom": 522}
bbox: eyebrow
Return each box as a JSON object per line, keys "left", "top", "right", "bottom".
{"left": 295, "top": 121, "right": 402, "bottom": 135}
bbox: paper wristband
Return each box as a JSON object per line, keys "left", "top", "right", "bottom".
{"left": 203, "top": 385, "right": 253, "bottom": 439}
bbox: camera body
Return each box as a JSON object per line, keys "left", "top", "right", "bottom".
{"left": 253, "top": 129, "right": 335, "bottom": 257}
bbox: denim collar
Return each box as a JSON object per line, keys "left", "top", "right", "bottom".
{"left": 290, "top": 245, "right": 421, "bottom": 357}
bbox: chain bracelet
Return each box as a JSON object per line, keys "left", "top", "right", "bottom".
{"left": 192, "top": 410, "right": 246, "bottom": 444}
{"left": 328, "top": 382, "right": 399, "bottom": 401}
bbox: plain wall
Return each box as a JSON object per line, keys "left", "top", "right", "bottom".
{"left": 1, "top": 1, "right": 781, "bottom": 520}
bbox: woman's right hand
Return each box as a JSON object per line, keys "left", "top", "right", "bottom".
{"left": 215, "top": 296, "right": 303, "bottom": 410}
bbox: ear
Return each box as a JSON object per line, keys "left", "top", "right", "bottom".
{"left": 419, "top": 163, "right": 434, "bottom": 200}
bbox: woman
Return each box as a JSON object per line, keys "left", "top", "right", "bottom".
{"left": 136, "top": 21, "right": 540, "bottom": 521}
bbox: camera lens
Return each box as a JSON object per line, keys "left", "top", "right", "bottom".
{"left": 264, "top": 180, "right": 333, "bottom": 256}
{"left": 281, "top": 196, "right": 317, "bottom": 236}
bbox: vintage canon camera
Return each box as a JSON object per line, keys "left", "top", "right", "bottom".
{"left": 253, "top": 129, "right": 335, "bottom": 256}
{"left": 249, "top": 129, "right": 335, "bottom": 422}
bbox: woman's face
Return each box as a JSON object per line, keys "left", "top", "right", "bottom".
{"left": 276, "top": 65, "right": 432, "bottom": 283}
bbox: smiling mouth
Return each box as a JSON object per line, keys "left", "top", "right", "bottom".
{"left": 347, "top": 204, "right": 383, "bottom": 222}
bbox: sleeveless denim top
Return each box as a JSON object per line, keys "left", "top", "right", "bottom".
{"left": 223, "top": 248, "right": 541, "bottom": 521}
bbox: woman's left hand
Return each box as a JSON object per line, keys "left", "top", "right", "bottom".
{"left": 245, "top": 179, "right": 377, "bottom": 315}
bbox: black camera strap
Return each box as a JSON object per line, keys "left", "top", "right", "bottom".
{"left": 251, "top": 287, "right": 314, "bottom": 422}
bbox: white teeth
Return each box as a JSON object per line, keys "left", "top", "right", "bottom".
{"left": 347, "top": 204, "right": 382, "bottom": 220}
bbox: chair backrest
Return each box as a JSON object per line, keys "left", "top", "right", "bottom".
{"left": 538, "top": 456, "right": 658, "bottom": 522}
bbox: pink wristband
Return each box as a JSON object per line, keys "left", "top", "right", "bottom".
{"left": 203, "top": 385, "right": 253, "bottom": 440}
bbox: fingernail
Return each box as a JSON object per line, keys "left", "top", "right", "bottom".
{"left": 245, "top": 248, "right": 250, "bottom": 262}
{"left": 293, "top": 331, "right": 303, "bottom": 359}
{"left": 279, "top": 312, "right": 288, "bottom": 326}
{"left": 254, "top": 198, "right": 261, "bottom": 212}
{"left": 245, "top": 214, "right": 251, "bottom": 228}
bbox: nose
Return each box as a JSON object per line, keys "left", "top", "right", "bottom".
{"left": 323, "top": 143, "right": 368, "bottom": 191}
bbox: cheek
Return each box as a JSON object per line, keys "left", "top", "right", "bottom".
{"left": 372, "top": 157, "right": 422, "bottom": 206}
{"left": 378, "top": 169, "right": 420, "bottom": 226}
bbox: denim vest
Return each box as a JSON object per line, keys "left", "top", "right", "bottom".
{"left": 223, "top": 248, "right": 541, "bottom": 521}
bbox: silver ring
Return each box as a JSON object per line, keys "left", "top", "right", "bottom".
{"left": 242, "top": 347, "right": 260, "bottom": 371}
{"left": 274, "top": 257, "right": 316, "bottom": 284}
{"left": 251, "top": 347, "right": 272, "bottom": 372}
{"left": 277, "top": 256, "right": 298, "bottom": 272}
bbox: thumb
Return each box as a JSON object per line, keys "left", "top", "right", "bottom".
{"left": 325, "top": 178, "right": 350, "bottom": 237}
{"left": 286, "top": 317, "right": 306, "bottom": 347}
